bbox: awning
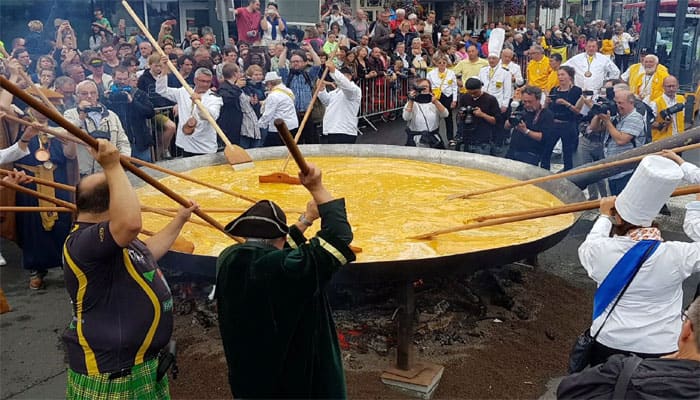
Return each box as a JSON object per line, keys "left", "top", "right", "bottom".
{"left": 623, "top": 0, "right": 700, "bottom": 9}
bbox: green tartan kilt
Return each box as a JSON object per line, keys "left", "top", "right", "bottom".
{"left": 66, "top": 358, "right": 170, "bottom": 400}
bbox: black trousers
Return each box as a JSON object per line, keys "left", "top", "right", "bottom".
{"left": 321, "top": 134, "right": 357, "bottom": 144}
{"left": 438, "top": 94, "right": 455, "bottom": 141}
{"left": 263, "top": 128, "right": 298, "bottom": 147}
{"left": 297, "top": 112, "right": 320, "bottom": 144}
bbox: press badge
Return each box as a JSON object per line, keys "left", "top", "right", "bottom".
{"left": 496, "top": 81, "right": 503, "bottom": 88}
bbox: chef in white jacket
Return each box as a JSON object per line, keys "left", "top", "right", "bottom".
{"left": 578, "top": 155, "right": 700, "bottom": 366}
{"left": 661, "top": 150, "right": 700, "bottom": 241}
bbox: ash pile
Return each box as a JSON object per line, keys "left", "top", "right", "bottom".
{"left": 331, "top": 263, "right": 536, "bottom": 361}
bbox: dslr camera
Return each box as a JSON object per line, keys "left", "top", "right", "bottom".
{"left": 582, "top": 87, "right": 618, "bottom": 122}
{"left": 458, "top": 105, "right": 476, "bottom": 131}
{"left": 660, "top": 102, "right": 685, "bottom": 120}
{"left": 509, "top": 110, "right": 525, "bottom": 126}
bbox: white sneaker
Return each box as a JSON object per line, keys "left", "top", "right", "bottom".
{"left": 0, "top": 253, "right": 6, "bottom": 266}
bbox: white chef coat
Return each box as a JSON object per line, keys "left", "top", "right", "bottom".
{"left": 578, "top": 215, "right": 700, "bottom": 354}
{"left": 156, "top": 74, "right": 223, "bottom": 154}
{"left": 317, "top": 69, "right": 362, "bottom": 136}
{"left": 564, "top": 52, "right": 620, "bottom": 92}
{"left": 478, "top": 65, "right": 512, "bottom": 109}
{"left": 258, "top": 84, "right": 298, "bottom": 133}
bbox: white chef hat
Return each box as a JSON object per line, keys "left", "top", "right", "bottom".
{"left": 615, "top": 155, "right": 683, "bottom": 227}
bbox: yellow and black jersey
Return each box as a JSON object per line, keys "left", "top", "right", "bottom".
{"left": 62, "top": 221, "right": 173, "bottom": 375}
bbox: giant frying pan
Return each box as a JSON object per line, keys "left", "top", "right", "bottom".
{"left": 138, "top": 145, "right": 585, "bottom": 284}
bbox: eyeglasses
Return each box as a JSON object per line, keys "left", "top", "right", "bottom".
{"left": 416, "top": 86, "right": 430, "bottom": 91}
{"left": 682, "top": 311, "right": 689, "bottom": 323}
{"left": 77, "top": 91, "right": 98, "bottom": 97}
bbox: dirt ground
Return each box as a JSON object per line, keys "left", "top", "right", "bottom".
{"left": 168, "top": 265, "right": 594, "bottom": 400}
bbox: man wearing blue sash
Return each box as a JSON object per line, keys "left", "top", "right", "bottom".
{"left": 578, "top": 155, "right": 700, "bottom": 366}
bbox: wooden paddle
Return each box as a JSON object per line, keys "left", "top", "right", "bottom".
{"left": 122, "top": 0, "right": 253, "bottom": 170}
{"left": 140, "top": 228, "right": 195, "bottom": 254}
{"left": 411, "top": 184, "right": 700, "bottom": 240}
{"left": 0, "top": 75, "right": 242, "bottom": 243}
{"left": 447, "top": 142, "right": 700, "bottom": 200}
{"left": 0, "top": 179, "right": 76, "bottom": 210}
{"left": 259, "top": 53, "right": 336, "bottom": 185}
{"left": 273, "top": 119, "right": 362, "bottom": 253}
{"left": 2, "top": 115, "right": 260, "bottom": 205}
{"left": 0, "top": 168, "right": 75, "bottom": 192}
{"left": 141, "top": 205, "right": 211, "bottom": 228}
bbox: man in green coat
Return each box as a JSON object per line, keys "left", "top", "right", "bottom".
{"left": 216, "top": 163, "right": 355, "bottom": 399}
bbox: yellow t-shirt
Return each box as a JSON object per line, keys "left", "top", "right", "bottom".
{"left": 453, "top": 58, "right": 489, "bottom": 80}
{"left": 527, "top": 56, "right": 552, "bottom": 90}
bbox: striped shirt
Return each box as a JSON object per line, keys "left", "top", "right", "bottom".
{"left": 604, "top": 110, "right": 645, "bottom": 179}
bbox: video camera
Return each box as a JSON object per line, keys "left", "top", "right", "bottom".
{"left": 408, "top": 84, "right": 432, "bottom": 103}
{"left": 582, "top": 87, "right": 617, "bottom": 123}
{"left": 660, "top": 102, "right": 684, "bottom": 120}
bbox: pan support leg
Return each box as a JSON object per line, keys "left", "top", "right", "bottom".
{"left": 380, "top": 281, "right": 444, "bottom": 399}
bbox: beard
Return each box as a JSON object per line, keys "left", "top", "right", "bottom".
{"left": 644, "top": 66, "right": 656, "bottom": 75}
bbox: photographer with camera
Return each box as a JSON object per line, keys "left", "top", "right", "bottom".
{"left": 103, "top": 66, "right": 155, "bottom": 162}
{"left": 542, "top": 65, "right": 582, "bottom": 171}
{"left": 649, "top": 76, "right": 685, "bottom": 142}
{"left": 504, "top": 85, "right": 554, "bottom": 166}
{"left": 234, "top": 0, "right": 262, "bottom": 45}
{"left": 402, "top": 78, "right": 448, "bottom": 148}
{"left": 64, "top": 80, "right": 131, "bottom": 176}
{"left": 588, "top": 89, "right": 646, "bottom": 195}
{"left": 456, "top": 77, "right": 500, "bottom": 154}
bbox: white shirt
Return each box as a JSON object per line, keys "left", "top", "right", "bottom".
{"left": 620, "top": 62, "right": 642, "bottom": 82}
{"left": 578, "top": 215, "right": 700, "bottom": 354}
{"left": 258, "top": 84, "right": 298, "bottom": 133}
{"left": 478, "top": 65, "right": 512, "bottom": 109}
{"left": 402, "top": 101, "right": 448, "bottom": 132}
{"left": 499, "top": 61, "right": 524, "bottom": 101}
{"left": 0, "top": 142, "right": 29, "bottom": 164}
{"left": 155, "top": 74, "right": 223, "bottom": 154}
{"left": 678, "top": 163, "right": 700, "bottom": 241}
{"left": 425, "top": 68, "right": 458, "bottom": 102}
{"left": 563, "top": 52, "right": 620, "bottom": 92}
{"left": 87, "top": 73, "right": 114, "bottom": 92}
{"left": 317, "top": 69, "right": 361, "bottom": 136}
{"left": 649, "top": 93, "right": 681, "bottom": 136}
{"left": 612, "top": 32, "right": 634, "bottom": 55}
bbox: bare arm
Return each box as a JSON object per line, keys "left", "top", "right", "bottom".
{"left": 145, "top": 201, "right": 198, "bottom": 260}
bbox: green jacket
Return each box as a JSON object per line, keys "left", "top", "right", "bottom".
{"left": 216, "top": 199, "right": 355, "bottom": 399}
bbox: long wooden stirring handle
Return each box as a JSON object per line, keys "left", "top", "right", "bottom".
{"left": 121, "top": 0, "right": 234, "bottom": 148}
{"left": 0, "top": 179, "right": 76, "bottom": 210}
{"left": 275, "top": 119, "right": 309, "bottom": 175}
{"left": 0, "top": 75, "right": 241, "bottom": 243}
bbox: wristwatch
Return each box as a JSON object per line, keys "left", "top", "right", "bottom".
{"left": 525, "top": 129, "right": 531, "bottom": 135}
{"left": 298, "top": 214, "right": 313, "bottom": 226}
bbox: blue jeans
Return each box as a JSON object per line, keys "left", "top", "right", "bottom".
{"left": 131, "top": 147, "right": 152, "bottom": 163}
{"left": 240, "top": 136, "right": 263, "bottom": 148}
{"left": 608, "top": 173, "right": 633, "bottom": 196}
{"left": 506, "top": 150, "right": 540, "bottom": 166}
{"left": 465, "top": 143, "right": 491, "bottom": 155}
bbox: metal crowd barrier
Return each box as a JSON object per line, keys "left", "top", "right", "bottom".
{"left": 357, "top": 76, "right": 411, "bottom": 131}
{"left": 147, "top": 106, "right": 176, "bottom": 161}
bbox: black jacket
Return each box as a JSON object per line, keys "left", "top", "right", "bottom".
{"left": 558, "top": 354, "right": 700, "bottom": 399}
{"left": 217, "top": 80, "right": 243, "bottom": 145}
{"left": 103, "top": 88, "right": 155, "bottom": 151}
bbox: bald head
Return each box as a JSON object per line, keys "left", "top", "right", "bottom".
{"left": 663, "top": 75, "right": 679, "bottom": 96}
{"left": 76, "top": 173, "right": 110, "bottom": 215}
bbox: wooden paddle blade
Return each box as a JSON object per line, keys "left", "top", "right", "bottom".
{"left": 171, "top": 237, "right": 195, "bottom": 254}
{"left": 224, "top": 145, "right": 254, "bottom": 170}
{"left": 349, "top": 245, "right": 362, "bottom": 254}
{"left": 258, "top": 172, "right": 302, "bottom": 185}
